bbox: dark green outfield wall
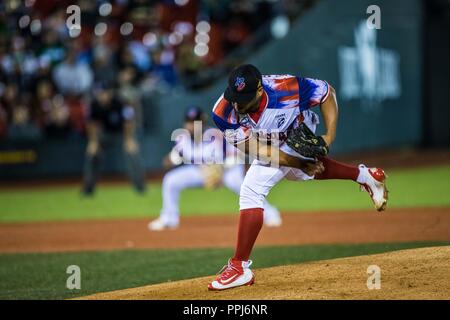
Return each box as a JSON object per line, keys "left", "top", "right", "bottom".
{"left": 253, "top": 0, "right": 423, "bottom": 150}
{"left": 0, "top": 0, "right": 424, "bottom": 179}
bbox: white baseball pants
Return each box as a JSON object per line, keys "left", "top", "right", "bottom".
{"left": 159, "top": 164, "right": 279, "bottom": 225}
{"left": 240, "top": 110, "right": 319, "bottom": 210}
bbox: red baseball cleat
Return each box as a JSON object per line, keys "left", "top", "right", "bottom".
{"left": 208, "top": 258, "right": 254, "bottom": 291}
{"left": 358, "top": 164, "right": 389, "bottom": 212}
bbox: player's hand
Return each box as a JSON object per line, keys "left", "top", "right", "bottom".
{"left": 87, "top": 141, "right": 99, "bottom": 156}
{"left": 163, "top": 155, "right": 174, "bottom": 169}
{"left": 321, "top": 134, "right": 334, "bottom": 147}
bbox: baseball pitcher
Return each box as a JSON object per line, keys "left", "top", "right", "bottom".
{"left": 208, "top": 64, "right": 388, "bottom": 291}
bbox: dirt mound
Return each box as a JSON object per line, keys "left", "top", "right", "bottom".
{"left": 77, "top": 246, "right": 450, "bottom": 300}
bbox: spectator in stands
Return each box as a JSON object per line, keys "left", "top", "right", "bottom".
{"left": 38, "top": 30, "right": 66, "bottom": 68}
{"left": 0, "top": 0, "right": 291, "bottom": 143}
{"left": 0, "top": 82, "right": 19, "bottom": 122}
{"left": 44, "top": 95, "right": 71, "bottom": 139}
{"left": 149, "top": 46, "right": 178, "bottom": 88}
{"left": 34, "top": 79, "right": 71, "bottom": 138}
{"left": 92, "top": 39, "right": 117, "bottom": 86}
{"left": 0, "top": 94, "right": 7, "bottom": 139}
{"left": 52, "top": 43, "right": 93, "bottom": 96}
{"left": 7, "top": 96, "right": 41, "bottom": 141}
{"left": 177, "top": 38, "right": 203, "bottom": 81}
{"left": 2, "top": 35, "right": 39, "bottom": 92}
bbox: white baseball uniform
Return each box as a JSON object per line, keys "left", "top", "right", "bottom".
{"left": 212, "top": 74, "right": 330, "bottom": 209}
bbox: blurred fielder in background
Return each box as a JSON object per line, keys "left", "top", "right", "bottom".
{"left": 148, "top": 106, "right": 282, "bottom": 231}
{"left": 82, "top": 82, "right": 146, "bottom": 195}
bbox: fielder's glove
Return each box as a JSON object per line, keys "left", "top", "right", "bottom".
{"left": 201, "top": 165, "right": 224, "bottom": 191}
{"left": 286, "top": 122, "right": 329, "bottom": 158}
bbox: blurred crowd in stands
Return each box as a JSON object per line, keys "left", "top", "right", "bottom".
{"left": 0, "top": 0, "right": 311, "bottom": 141}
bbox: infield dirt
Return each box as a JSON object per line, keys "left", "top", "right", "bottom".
{"left": 1, "top": 207, "right": 449, "bottom": 253}
{"left": 76, "top": 246, "right": 450, "bottom": 300}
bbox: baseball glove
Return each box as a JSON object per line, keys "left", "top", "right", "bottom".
{"left": 286, "top": 122, "right": 329, "bottom": 158}
{"left": 201, "top": 165, "right": 224, "bottom": 191}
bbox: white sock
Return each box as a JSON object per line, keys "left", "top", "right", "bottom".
{"left": 356, "top": 165, "right": 367, "bottom": 184}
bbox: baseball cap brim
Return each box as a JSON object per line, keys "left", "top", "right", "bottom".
{"left": 224, "top": 86, "right": 257, "bottom": 105}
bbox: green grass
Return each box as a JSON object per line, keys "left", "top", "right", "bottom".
{"left": 0, "top": 241, "right": 448, "bottom": 300}
{"left": 1, "top": 165, "right": 449, "bottom": 223}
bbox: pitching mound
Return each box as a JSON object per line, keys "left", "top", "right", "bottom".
{"left": 78, "top": 246, "right": 450, "bottom": 300}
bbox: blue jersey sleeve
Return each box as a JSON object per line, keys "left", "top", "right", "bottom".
{"left": 211, "top": 95, "right": 240, "bottom": 132}
{"left": 297, "top": 77, "right": 330, "bottom": 111}
{"left": 212, "top": 112, "right": 240, "bottom": 132}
